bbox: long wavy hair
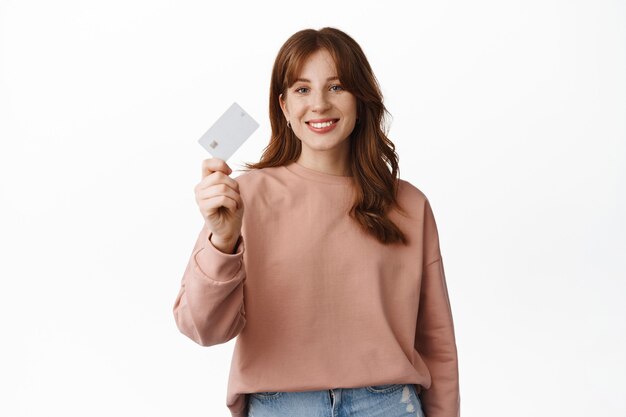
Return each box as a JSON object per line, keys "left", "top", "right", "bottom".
{"left": 241, "top": 27, "right": 409, "bottom": 245}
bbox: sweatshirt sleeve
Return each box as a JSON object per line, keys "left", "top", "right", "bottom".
{"left": 172, "top": 223, "right": 247, "bottom": 347}
{"left": 415, "top": 198, "right": 461, "bottom": 417}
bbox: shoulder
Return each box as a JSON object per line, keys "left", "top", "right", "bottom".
{"left": 232, "top": 165, "right": 288, "bottom": 196}
{"left": 232, "top": 165, "right": 282, "bottom": 183}
{"left": 395, "top": 178, "right": 443, "bottom": 227}
{"left": 397, "top": 178, "right": 430, "bottom": 208}
{"left": 397, "top": 179, "right": 442, "bottom": 255}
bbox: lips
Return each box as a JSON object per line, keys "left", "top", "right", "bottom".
{"left": 306, "top": 118, "right": 340, "bottom": 133}
{"left": 306, "top": 118, "right": 339, "bottom": 129}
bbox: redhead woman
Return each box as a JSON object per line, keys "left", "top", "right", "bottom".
{"left": 173, "top": 27, "right": 461, "bottom": 417}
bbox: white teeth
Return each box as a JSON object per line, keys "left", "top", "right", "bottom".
{"left": 310, "top": 120, "right": 335, "bottom": 128}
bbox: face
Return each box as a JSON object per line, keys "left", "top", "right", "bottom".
{"left": 279, "top": 48, "right": 358, "bottom": 157}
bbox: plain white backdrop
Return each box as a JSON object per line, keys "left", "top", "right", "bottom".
{"left": 1, "top": 0, "right": 624, "bottom": 416}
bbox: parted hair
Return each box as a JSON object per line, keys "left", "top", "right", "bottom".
{"left": 242, "top": 27, "right": 409, "bottom": 245}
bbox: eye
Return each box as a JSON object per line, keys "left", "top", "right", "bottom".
{"left": 295, "top": 87, "right": 309, "bottom": 94}
{"left": 330, "top": 84, "right": 344, "bottom": 92}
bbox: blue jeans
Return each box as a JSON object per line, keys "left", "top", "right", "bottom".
{"left": 247, "top": 383, "right": 425, "bottom": 417}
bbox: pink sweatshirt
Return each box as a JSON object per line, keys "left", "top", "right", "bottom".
{"left": 173, "top": 161, "right": 460, "bottom": 417}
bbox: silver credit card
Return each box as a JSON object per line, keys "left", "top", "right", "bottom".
{"left": 198, "top": 102, "right": 259, "bottom": 161}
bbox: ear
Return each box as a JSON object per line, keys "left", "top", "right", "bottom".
{"left": 279, "top": 93, "right": 290, "bottom": 121}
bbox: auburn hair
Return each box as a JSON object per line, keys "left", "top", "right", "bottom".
{"left": 241, "top": 27, "right": 409, "bottom": 245}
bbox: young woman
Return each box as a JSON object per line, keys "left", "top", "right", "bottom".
{"left": 173, "top": 27, "right": 460, "bottom": 417}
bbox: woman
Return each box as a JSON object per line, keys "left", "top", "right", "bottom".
{"left": 173, "top": 27, "right": 460, "bottom": 417}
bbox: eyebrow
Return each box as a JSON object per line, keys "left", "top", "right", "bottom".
{"left": 294, "top": 76, "right": 340, "bottom": 83}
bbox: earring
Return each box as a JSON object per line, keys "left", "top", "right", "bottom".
{"left": 287, "top": 120, "right": 291, "bottom": 129}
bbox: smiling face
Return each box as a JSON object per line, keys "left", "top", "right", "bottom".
{"left": 279, "top": 48, "right": 358, "bottom": 164}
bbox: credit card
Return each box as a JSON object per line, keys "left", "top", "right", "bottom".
{"left": 198, "top": 102, "right": 259, "bottom": 161}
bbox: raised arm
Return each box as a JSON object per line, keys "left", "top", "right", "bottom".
{"left": 173, "top": 223, "right": 247, "bottom": 346}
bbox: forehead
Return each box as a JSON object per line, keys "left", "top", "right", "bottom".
{"left": 296, "top": 49, "right": 338, "bottom": 78}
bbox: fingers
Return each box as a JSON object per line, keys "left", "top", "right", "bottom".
{"left": 197, "top": 157, "right": 239, "bottom": 190}
{"left": 195, "top": 170, "right": 239, "bottom": 193}
{"left": 195, "top": 182, "right": 243, "bottom": 210}
{"left": 196, "top": 158, "right": 243, "bottom": 215}
{"left": 202, "top": 158, "right": 232, "bottom": 179}
{"left": 201, "top": 193, "right": 240, "bottom": 213}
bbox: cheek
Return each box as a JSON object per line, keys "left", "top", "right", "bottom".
{"left": 341, "top": 96, "right": 358, "bottom": 116}
{"left": 293, "top": 105, "right": 308, "bottom": 118}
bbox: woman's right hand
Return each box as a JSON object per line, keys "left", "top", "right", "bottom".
{"left": 194, "top": 158, "right": 244, "bottom": 251}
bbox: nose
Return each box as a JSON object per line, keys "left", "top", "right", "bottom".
{"left": 310, "top": 89, "right": 331, "bottom": 112}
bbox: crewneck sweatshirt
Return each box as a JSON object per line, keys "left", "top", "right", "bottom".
{"left": 173, "top": 161, "right": 460, "bottom": 417}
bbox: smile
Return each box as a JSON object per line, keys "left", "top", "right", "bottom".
{"left": 309, "top": 120, "right": 336, "bottom": 128}
{"left": 306, "top": 119, "right": 339, "bottom": 134}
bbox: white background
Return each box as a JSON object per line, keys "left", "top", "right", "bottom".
{"left": 1, "top": 1, "right": 624, "bottom": 416}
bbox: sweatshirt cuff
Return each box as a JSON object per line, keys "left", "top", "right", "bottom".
{"left": 194, "top": 232, "right": 245, "bottom": 282}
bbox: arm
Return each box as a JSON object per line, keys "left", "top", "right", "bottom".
{"left": 415, "top": 199, "right": 461, "bottom": 417}
{"left": 172, "top": 223, "right": 247, "bottom": 347}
